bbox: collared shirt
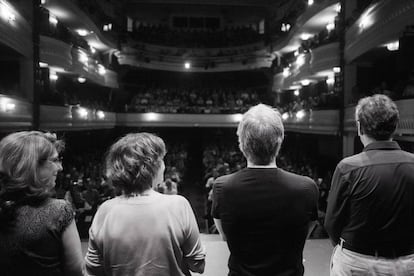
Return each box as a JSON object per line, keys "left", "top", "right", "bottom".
{"left": 325, "top": 141, "right": 414, "bottom": 248}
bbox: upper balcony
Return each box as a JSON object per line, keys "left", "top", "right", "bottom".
{"left": 42, "top": 0, "right": 117, "bottom": 52}
{"left": 271, "top": 0, "right": 340, "bottom": 55}
{"left": 0, "top": 0, "right": 32, "bottom": 57}
{"left": 345, "top": 0, "right": 414, "bottom": 62}
{"left": 117, "top": 42, "right": 272, "bottom": 72}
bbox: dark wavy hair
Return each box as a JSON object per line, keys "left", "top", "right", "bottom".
{"left": 355, "top": 94, "right": 399, "bottom": 140}
{"left": 105, "top": 132, "right": 166, "bottom": 196}
{"left": 0, "top": 131, "right": 64, "bottom": 227}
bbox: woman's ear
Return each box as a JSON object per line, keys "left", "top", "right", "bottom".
{"left": 357, "top": 120, "right": 363, "bottom": 136}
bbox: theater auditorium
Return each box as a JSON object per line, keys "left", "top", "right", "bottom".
{"left": 0, "top": 0, "right": 414, "bottom": 275}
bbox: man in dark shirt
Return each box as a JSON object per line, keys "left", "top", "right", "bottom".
{"left": 212, "top": 104, "right": 318, "bottom": 276}
{"left": 325, "top": 94, "right": 414, "bottom": 275}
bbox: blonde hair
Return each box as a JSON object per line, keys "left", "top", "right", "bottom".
{"left": 0, "top": 131, "right": 64, "bottom": 224}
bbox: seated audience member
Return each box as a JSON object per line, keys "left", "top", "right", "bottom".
{"left": 85, "top": 132, "right": 205, "bottom": 276}
{"left": 0, "top": 131, "right": 83, "bottom": 276}
{"left": 212, "top": 104, "right": 318, "bottom": 276}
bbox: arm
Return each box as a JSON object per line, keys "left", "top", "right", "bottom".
{"left": 181, "top": 199, "right": 206, "bottom": 274}
{"left": 211, "top": 177, "right": 227, "bottom": 241}
{"left": 213, "top": 218, "right": 227, "bottom": 241}
{"left": 61, "top": 220, "right": 84, "bottom": 276}
{"left": 324, "top": 165, "right": 350, "bottom": 245}
{"left": 85, "top": 227, "right": 104, "bottom": 276}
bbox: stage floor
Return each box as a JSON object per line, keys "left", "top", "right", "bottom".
{"left": 82, "top": 234, "right": 333, "bottom": 276}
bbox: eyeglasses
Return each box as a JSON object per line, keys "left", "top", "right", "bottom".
{"left": 47, "top": 156, "right": 63, "bottom": 164}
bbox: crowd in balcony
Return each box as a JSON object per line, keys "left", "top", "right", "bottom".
{"left": 130, "top": 24, "right": 263, "bottom": 48}
{"left": 126, "top": 86, "right": 263, "bottom": 114}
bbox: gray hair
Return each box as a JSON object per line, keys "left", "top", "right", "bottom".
{"left": 105, "top": 132, "right": 166, "bottom": 195}
{"left": 237, "top": 104, "right": 284, "bottom": 165}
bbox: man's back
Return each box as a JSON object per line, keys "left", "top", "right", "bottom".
{"left": 325, "top": 141, "right": 414, "bottom": 247}
{"left": 212, "top": 167, "right": 318, "bottom": 276}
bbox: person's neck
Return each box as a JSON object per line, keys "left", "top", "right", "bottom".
{"left": 247, "top": 160, "right": 277, "bottom": 168}
{"left": 361, "top": 135, "right": 392, "bottom": 147}
{"left": 127, "top": 189, "right": 153, "bottom": 197}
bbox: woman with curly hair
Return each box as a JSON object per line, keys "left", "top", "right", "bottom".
{"left": 0, "top": 131, "right": 84, "bottom": 276}
{"left": 85, "top": 132, "right": 205, "bottom": 276}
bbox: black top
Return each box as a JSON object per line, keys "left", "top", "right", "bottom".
{"left": 325, "top": 141, "right": 414, "bottom": 248}
{"left": 0, "top": 198, "right": 73, "bottom": 276}
{"left": 212, "top": 168, "right": 318, "bottom": 276}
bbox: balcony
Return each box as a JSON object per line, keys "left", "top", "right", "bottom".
{"left": 0, "top": 94, "right": 32, "bottom": 131}
{"left": 0, "top": 0, "right": 31, "bottom": 57}
{"left": 345, "top": 0, "right": 414, "bottom": 62}
{"left": 40, "top": 35, "right": 72, "bottom": 70}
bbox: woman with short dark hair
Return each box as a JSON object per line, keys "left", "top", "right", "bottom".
{"left": 85, "top": 132, "right": 205, "bottom": 276}
{"left": 0, "top": 131, "right": 84, "bottom": 276}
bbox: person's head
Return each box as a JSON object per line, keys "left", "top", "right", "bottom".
{"left": 355, "top": 94, "right": 399, "bottom": 143}
{"left": 0, "top": 131, "right": 64, "bottom": 224}
{"left": 105, "top": 132, "right": 166, "bottom": 196}
{"left": 237, "top": 104, "right": 284, "bottom": 165}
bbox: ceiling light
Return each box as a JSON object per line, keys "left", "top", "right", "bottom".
{"left": 386, "top": 41, "right": 399, "bottom": 51}
{"left": 300, "top": 33, "right": 312, "bottom": 40}
{"left": 49, "top": 14, "right": 58, "bottom": 25}
{"left": 326, "top": 77, "right": 335, "bottom": 85}
{"left": 326, "top": 22, "right": 335, "bottom": 32}
{"left": 98, "top": 64, "right": 106, "bottom": 75}
{"left": 50, "top": 73, "right": 58, "bottom": 81}
{"left": 301, "top": 79, "right": 310, "bottom": 86}
{"left": 77, "top": 77, "right": 86, "bottom": 83}
{"left": 307, "top": 0, "right": 314, "bottom": 6}
{"left": 76, "top": 29, "right": 89, "bottom": 36}
{"left": 296, "top": 110, "right": 306, "bottom": 119}
{"left": 96, "top": 110, "right": 105, "bottom": 119}
{"left": 184, "top": 62, "right": 191, "bottom": 69}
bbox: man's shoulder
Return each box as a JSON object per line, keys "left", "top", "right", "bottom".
{"left": 214, "top": 172, "right": 237, "bottom": 187}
